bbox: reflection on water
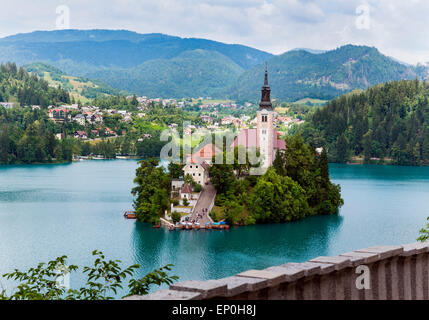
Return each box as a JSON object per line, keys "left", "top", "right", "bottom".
{"left": 1, "top": 161, "right": 429, "bottom": 297}
{"left": 131, "top": 214, "right": 344, "bottom": 283}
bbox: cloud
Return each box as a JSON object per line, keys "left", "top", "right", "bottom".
{"left": 0, "top": 0, "right": 427, "bottom": 64}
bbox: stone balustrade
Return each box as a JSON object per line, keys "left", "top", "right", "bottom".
{"left": 124, "top": 242, "right": 429, "bottom": 300}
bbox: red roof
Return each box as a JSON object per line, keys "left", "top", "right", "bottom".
{"left": 201, "top": 161, "right": 210, "bottom": 170}
{"left": 188, "top": 144, "right": 221, "bottom": 164}
{"left": 181, "top": 183, "right": 193, "bottom": 194}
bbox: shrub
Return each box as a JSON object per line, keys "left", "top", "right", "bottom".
{"left": 171, "top": 212, "right": 182, "bottom": 224}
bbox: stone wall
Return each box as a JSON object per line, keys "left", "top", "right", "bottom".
{"left": 124, "top": 242, "right": 429, "bottom": 300}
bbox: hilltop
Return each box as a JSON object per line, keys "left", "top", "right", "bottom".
{"left": 0, "top": 30, "right": 427, "bottom": 100}
{"left": 232, "top": 45, "right": 429, "bottom": 101}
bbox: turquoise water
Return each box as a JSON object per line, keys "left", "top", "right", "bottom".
{"left": 1, "top": 161, "right": 429, "bottom": 296}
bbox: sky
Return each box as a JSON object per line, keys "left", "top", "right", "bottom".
{"left": 0, "top": 0, "right": 428, "bottom": 65}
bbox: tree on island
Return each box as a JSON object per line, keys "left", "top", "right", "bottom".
{"left": 208, "top": 134, "right": 344, "bottom": 225}
{"left": 132, "top": 159, "right": 171, "bottom": 223}
{"left": 251, "top": 168, "right": 308, "bottom": 222}
{"left": 275, "top": 135, "right": 344, "bottom": 215}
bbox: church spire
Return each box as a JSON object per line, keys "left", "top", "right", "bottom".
{"left": 264, "top": 63, "right": 269, "bottom": 86}
{"left": 259, "top": 63, "right": 272, "bottom": 110}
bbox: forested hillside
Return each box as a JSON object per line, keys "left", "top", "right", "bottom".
{"left": 89, "top": 49, "right": 244, "bottom": 98}
{"left": 301, "top": 79, "right": 429, "bottom": 165}
{"left": 0, "top": 62, "right": 70, "bottom": 107}
{"left": 25, "top": 62, "right": 122, "bottom": 102}
{"left": 0, "top": 30, "right": 270, "bottom": 99}
{"left": 0, "top": 62, "right": 73, "bottom": 164}
{"left": 233, "top": 45, "right": 428, "bottom": 101}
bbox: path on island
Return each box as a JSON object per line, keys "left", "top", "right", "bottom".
{"left": 191, "top": 183, "right": 216, "bottom": 225}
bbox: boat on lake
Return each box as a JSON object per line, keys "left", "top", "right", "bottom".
{"left": 124, "top": 211, "right": 137, "bottom": 219}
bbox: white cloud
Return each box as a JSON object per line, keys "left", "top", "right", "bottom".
{"left": 0, "top": 0, "right": 427, "bottom": 64}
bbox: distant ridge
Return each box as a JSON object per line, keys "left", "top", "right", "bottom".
{"left": 232, "top": 45, "right": 429, "bottom": 101}
{"left": 0, "top": 30, "right": 427, "bottom": 100}
{"left": 291, "top": 48, "right": 327, "bottom": 54}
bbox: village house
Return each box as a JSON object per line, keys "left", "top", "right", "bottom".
{"left": 0, "top": 102, "right": 14, "bottom": 109}
{"left": 88, "top": 114, "right": 103, "bottom": 124}
{"left": 233, "top": 118, "right": 242, "bottom": 128}
{"left": 221, "top": 116, "right": 234, "bottom": 125}
{"left": 183, "top": 161, "right": 210, "bottom": 186}
{"left": 73, "top": 114, "right": 86, "bottom": 126}
{"left": 180, "top": 183, "right": 193, "bottom": 201}
{"left": 200, "top": 115, "right": 214, "bottom": 123}
{"left": 105, "top": 127, "right": 116, "bottom": 136}
{"left": 183, "top": 144, "right": 221, "bottom": 186}
{"left": 187, "top": 143, "right": 221, "bottom": 165}
{"left": 48, "top": 108, "right": 71, "bottom": 123}
{"left": 171, "top": 179, "right": 185, "bottom": 191}
{"left": 138, "top": 134, "right": 152, "bottom": 142}
{"left": 74, "top": 131, "right": 88, "bottom": 139}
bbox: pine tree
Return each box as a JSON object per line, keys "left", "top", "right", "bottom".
{"left": 319, "top": 148, "right": 330, "bottom": 187}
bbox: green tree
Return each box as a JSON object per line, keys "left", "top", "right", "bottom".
{"left": 418, "top": 217, "right": 429, "bottom": 242}
{"left": 168, "top": 162, "right": 184, "bottom": 179}
{"left": 251, "top": 168, "right": 309, "bottom": 223}
{"left": 336, "top": 133, "right": 349, "bottom": 163}
{"left": 0, "top": 250, "right": 178, "bottom": 300}
{"left": 171, "top": 212, "right": 181, "bottom": 224}
{"left": 209, "top": 163, "right": 236, "bottom": 195}
{"left": 132, "top": 159, "right": 171, "bottom": 223}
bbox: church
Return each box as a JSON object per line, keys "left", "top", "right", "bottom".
{"left": 183, "top": 65, "right": 286, "bottom": 183}
{"left": 231, "top": 65, "right": 286, "bottom": 170}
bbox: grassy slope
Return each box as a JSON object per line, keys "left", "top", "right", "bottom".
{"left": 25, "top": 62, "right": 124, "bottom": 103}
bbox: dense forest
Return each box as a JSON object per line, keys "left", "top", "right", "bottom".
{"left": 0, "top": 62, "right": 70, "bottom": 107}
{"left": 300, "top": 79, "right": 429, "bottom": 166}
{"left": 0, "top": 63, "right": 74, "bottom": 164}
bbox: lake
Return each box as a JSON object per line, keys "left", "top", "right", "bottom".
{"left": 1, "top": 161, "right": 429, "bottom": 297}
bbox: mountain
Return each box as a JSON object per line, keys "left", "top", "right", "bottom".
{"left": 0, "top": 29, "right": 271, "bottom": 72}
{"left": 1, "top": 30, "right": 428, "bottom": 100}
{"left": 232, "top": 45, "right": 429, "bottom": 101}
{"left": 0, "top": 29, "right": 272, "bottom": 99}
{"left": 24, "top": 62, "right": 123, "bottom": 102}
{"left": 87, "top": 49, "right": 244, "bottom": 98}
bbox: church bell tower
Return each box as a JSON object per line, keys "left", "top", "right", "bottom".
{"left": 257, "top": 64, "right": 274, "bottom": 169}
